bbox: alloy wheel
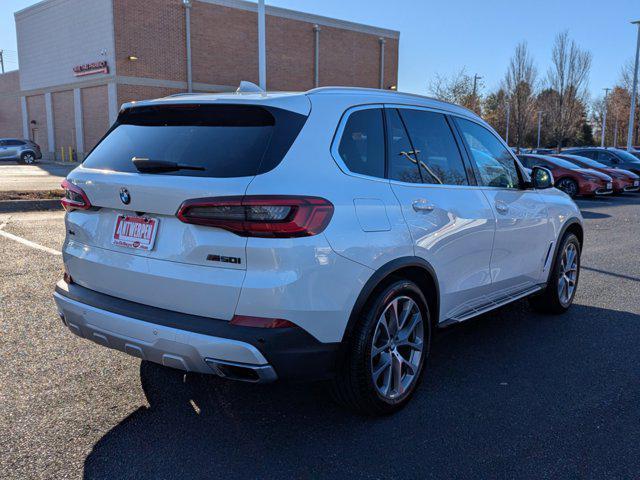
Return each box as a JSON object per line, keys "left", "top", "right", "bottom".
{"left": 557, "top": 242, "right": 579, "bottom": 306}
{"left": 558, "top": 178, "right": 578, "bottom": 197}
{"left": 370, "top": 295, "right": 424, "bottom": 400}
{"left": 23, "top": 153, "right": 35, "bottom": 164}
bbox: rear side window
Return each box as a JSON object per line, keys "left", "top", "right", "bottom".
{"left": 82, "top": 104, "right": 307, "bottom": 177}
{"left": 337, "top": 108, "right": 385, "bottom": 178}
{"left": 456, "top": 118, "right": 519, "bottom": 188}
{"left": 6, "top": 140, "right": 25, "bottom": 146}
{"left": 398, "top": 109, "right": 468, "bottom": 186}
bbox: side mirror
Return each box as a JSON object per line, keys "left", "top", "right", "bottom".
{"left": 532, "top": 166, "right": 554, "bottom": 189}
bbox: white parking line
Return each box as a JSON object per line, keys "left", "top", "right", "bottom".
{"left": 0, "top": 221, "right": 61, "bottom": 256}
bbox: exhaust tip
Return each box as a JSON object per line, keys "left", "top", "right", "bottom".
{"left": 204, "top": 358, "right": 277, "bottom": 383}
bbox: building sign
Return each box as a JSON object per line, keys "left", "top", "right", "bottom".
{"left": 73, "top": 61, "right": 109, "bottom": 77}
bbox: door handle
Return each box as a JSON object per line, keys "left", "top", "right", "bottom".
{"left": 494, "top": 201, "right": 509, "bottom": 214}
{"left": 412, "top": 199, "right": 435, "bottom": 212}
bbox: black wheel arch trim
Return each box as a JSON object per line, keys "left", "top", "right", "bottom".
{"left": 546, "top": 217, "right": 583, "bottom": 284}
{"left": 340, "top": 256, "right": 440, "bottom": 347}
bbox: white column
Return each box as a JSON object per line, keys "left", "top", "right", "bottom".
{"left": 21, "top": 96, "right": 29, "bottom": 140}
{"left": 44, "top": 92, "right": 55, "bottom": 158}
{"left": 107, "top": 82, "right": 118, "bottom": 125}
{"left": 184, "top": 0, "right": 193, "bottom": 93}
{"left": 258, "top": 0, "right": 266, "bottom": 90}
{"left": 73, "top": 88, "right": 84, "bottom": 157}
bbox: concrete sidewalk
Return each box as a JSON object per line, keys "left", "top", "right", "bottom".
{"left": 0, "top": 162, "right": 76, "bottom": 192}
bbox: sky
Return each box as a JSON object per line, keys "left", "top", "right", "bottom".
{"left": 1, "top": 0, "right": 638, "bottom": 102}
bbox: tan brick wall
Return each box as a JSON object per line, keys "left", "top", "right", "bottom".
{"left": 81, "top": 85, "right": 109, "bottom": 152}
{"left": 25, "top": 94, "right": 48, "bottom": 151}
{"left": 191, "top": 2, "right": 258, "bottom": 86}
{"left": 113, "top": 0, "right": 186, "bottom": 82}
{"left": 117, "top": 85, "right": 184, "bottom": 108}
{"left": 52, "top": 90, "right": 75, "bottom": 156}
{"left": 0, "top": 71, "right": 22, "bottom": 138}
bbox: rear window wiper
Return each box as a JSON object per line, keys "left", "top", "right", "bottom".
{"left": 132, "top": 157, "right": 205, "bottom": 173}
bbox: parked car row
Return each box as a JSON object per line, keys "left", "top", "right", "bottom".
{"left": 517, "top": 148, "right": 640, "bottom": 198}
{"left": 0, "top": 138, "right": 42, "bottom": 164}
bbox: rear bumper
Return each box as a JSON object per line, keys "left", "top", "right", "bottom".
{"left": 54, "top": 280, "right": 339, "bottom": 382}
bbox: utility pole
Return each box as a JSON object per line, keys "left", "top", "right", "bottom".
{"left": 627, "top": 20, "right": 640, "bottom": 150}
{"left": 258, "top": 0, "right": 266, "bottom": 90}
{"left": 472, "top": 74, "right": 482, "bottom": 112}
{"left": 536, "top": 110, "right": 543, "bottom": 149}
{"left": 505, "top": 101, "right": 510, "bottom": 145}
{"left": 0, "top": 50, "right": 4, "bottom": 74}
{"left": 601, "top": 88, "right": 610, "bottom": 147}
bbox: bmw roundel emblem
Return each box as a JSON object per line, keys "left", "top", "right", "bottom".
{"left": 119, "top": 187, "right": 131, "bottom": 205}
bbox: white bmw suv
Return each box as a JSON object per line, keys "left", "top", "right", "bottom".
{"left": 54, "top": 87, "right": 583, "bottom": 415}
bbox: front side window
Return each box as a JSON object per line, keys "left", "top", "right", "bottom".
{"left": 398, "top": 109, "right": 468, "bottom": 186}
{"left": 456, "top": 118, "right": 519, "bottom": 188}
{"left": 337, "top": 108, "right": 385, "bottom": 178}
{"left": 385, "top": 109, "right": 422, "bottom": 183}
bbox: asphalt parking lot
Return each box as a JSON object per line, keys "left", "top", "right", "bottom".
{"left": 0, "top": 162, "right": 76, "bottom": 192}
{"left": 1, "top": 194, "right": 639, "bottom": 479}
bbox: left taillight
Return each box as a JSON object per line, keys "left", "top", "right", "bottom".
{"left": 61, "top": 179, "right": 91, "bottom": 211}
{"left": 176, "top": 195, "right": 334, "bottom": 238}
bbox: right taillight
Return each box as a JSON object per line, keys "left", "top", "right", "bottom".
{"left": 61, "top": 179, "right": 91, "bottom": 211}
{"left": 176, "top": 195, "right": 334, "bottom": 238}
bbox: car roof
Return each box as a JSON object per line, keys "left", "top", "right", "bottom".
{"left": 121, "top": 86, "right": 482, "bottom": 122}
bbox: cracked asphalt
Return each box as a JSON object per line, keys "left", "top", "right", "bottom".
{"left": 1, "top": 194, "right": 639, "bottom": 479}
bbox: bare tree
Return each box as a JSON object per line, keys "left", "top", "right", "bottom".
{"left": 503, "top": 42, "right": 537, "bottom": 152}
{"left": 546, "top": 31, "right": 592, "bottom": 151}
{"left": 428, "top": 68, "right": 482, "bottom": 114}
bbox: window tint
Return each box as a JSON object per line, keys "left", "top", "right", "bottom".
{"left": 595, "top": 151, "right": 615, "bottom": 163}
{"left": 385, "top": 109, "right": 422, "bottom": 183}
{"left": 83, "top": 104, "right": 307, "bottom": 178}
{"left": 576, "top": 150, "right": 596, "bottom": 160}
{"left": 5, "top": 140, "right": 24, "bottom": 146}
{"left": 398, "top": 109, "right": 468, "bottom": 185}
{"left": 338, "top": 109, "right": 385, "bottom": 178}
{"left": 456, "top": 118, "right": 519, "bottom": 188}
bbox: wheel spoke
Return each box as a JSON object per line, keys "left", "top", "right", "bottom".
{"left": 372, "top": 354, "right": 391, "bottom": 382}
{"left": 392, "top": 354, "right": 403, "bottom": 396}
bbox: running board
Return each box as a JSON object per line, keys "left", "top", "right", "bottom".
{"left": 440, "top": 285, "right": 544, "bottom": 327}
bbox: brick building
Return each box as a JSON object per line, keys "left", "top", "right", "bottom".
{"left": 0, "top": 0, "right": 399, "bottom": 160}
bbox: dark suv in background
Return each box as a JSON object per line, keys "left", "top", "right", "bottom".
{"left": 0, "top": 138, "right": 42, "bottom": 164}
{"left": 565, "top": 147, "right": 640, "bottom": 176}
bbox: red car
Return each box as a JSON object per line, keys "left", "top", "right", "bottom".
{"left": 518, "top": 154, "right": 613, "bottom": 198}
{"left": 554, "top": 153, "right": 640, "bottom": 194}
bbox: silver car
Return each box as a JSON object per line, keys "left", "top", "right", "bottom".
{"left": 0, "top": 138, "right": 42, "bottom": 164}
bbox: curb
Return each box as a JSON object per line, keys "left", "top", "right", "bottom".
{"left": 0, "top": 199, "right": 62, "bottom": 213}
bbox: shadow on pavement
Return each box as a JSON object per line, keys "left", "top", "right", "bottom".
{"left": 83, "top": 302, "right": 640, "bottom": 479}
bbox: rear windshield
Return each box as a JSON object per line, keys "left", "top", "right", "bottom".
{"left": 82, "top": 104, "right": 307, "bottom": 177}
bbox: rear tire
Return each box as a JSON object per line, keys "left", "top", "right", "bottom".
{"left": 529, "top": 232, "right": 581, "bottom": 314}
{"left": 331, "top": 279, "right": 431, "bottom": 416}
